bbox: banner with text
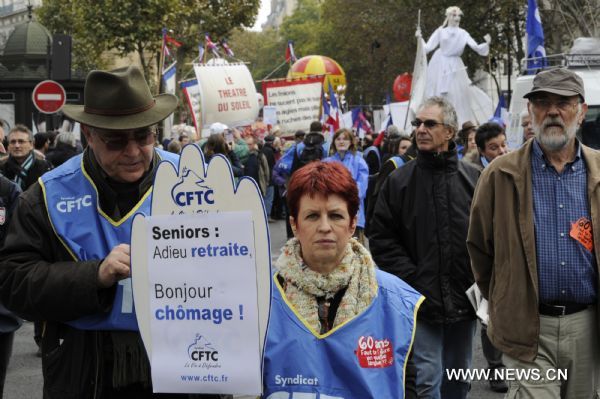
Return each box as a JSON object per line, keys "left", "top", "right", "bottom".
{"left": 145, "top": 212, "right": 260, "bottom": 394}
{"left": 194, "top": 63, "right": 259, "bottom": 128}
{"left": 262, "top": 76, "right": 324, "bottom": 134}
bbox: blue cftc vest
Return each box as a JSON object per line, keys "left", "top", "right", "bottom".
{"left": 263, "top": 269, "right": 424, "bottom": 399}
{"left": 40, "top": 150, "right": 178, "bottom": 331}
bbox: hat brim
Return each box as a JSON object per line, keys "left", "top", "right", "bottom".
{"left": 524, "top": 88, "right": 584, "bottom": 101}
{"left": 62, "top": 94, "right": 178, "bottom": 130}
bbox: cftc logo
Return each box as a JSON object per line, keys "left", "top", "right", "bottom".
{"left": 57, "top": 195, "right": 93, "bottom": 213}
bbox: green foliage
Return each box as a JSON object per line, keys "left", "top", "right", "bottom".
{"left": 229, "top": 28, "right": 284, "bottom": 85}
{"left": 37, "top": 0, "right": 260, "bottom": 85}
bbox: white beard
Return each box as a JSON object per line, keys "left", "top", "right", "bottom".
{"left": 533, "top": 115, "right": 578, "bottom": 151}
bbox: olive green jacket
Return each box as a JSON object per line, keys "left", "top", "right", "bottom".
{"left": 467, "top": 138, "right": 600, "bottom": 362}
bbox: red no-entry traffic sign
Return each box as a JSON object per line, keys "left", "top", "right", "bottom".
{"left": 32, "top": 80, "right": 66, "bottom": 114}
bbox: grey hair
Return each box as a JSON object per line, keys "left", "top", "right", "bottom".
{"left": 386, "top": 125, "right": 400, "bottom": 136}
{"left": 56, "top": 131, "right": 77, "bottom": 148}
{"left": 9, "top": 124, "right": 33, "bottom": 141}
{"left": 418, "top": 96, "right": 459, "bottom": 133}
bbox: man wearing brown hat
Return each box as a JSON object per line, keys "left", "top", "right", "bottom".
{"left": 0, "top": 66, "right": 192, "bottom": 398}
{"left": 468, "top": 67, "right": 599, "bottom": 398}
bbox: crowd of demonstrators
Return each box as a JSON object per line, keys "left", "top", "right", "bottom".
{"left": 370, "top": 96, "right": 480, "bottom": 399}
{"left": 0, "top": 125, "right": 52, "bottom": 192}
{"left": 323, "top": 128, "right": 369, "bottom": 244}
{"left": 469, "top": 68, "right": 600, "bottom": 398}
{"left": 1, "top": 62, "right": 599, "bottom": 399}
{"left": 264, "top": 160, "right": 422, "bottom": 398}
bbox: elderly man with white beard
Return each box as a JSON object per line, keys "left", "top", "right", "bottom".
{"left": 467, "top": 68, "right": 600, "bottom": 399}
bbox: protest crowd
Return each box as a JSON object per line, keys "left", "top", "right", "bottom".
{"left": 0, "top": 3, "right": 599, "bottom": 399}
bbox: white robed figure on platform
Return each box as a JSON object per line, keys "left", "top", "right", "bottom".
{"left": 418, "top": 6, "right": 493, "bottom": 126}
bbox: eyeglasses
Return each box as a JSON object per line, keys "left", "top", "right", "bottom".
{"left": 94, "top": 128, "right": 156, "bottom": 151}
{"left": 530, "top": 98, "right": 579, "bottom": 112}
{"left": 8, "top": 139, "right": 31, "bottom": 145}
{"left": 411, "top": 119, "right": 446, "bottom": 128}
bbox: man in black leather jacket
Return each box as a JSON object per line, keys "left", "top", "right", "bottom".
{"left": 370, "top": 96, "right": 480, "bottom": 399}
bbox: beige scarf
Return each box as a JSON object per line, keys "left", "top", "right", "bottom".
{"left": 276, "top": 237, "right": 378, "bottom": 333}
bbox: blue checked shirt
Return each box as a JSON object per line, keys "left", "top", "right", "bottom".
{"left": 532, "top": 140, "right": 597, "bottom": 304}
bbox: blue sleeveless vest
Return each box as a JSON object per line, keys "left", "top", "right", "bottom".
{"left": 263, "top": 269, "right": 424, "bottom": 399}
{"left": 389, "top": 156, "right": 405, "bottom": 169}
{"left": 40, "top": 150, "right": 179, "bottom": 331}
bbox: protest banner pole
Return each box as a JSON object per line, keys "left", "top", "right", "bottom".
{"left": 404, "top": 9, "right": 421, "bottom": 131}
{"left": 261, "top": 60, "right": 289, "bottom": 81}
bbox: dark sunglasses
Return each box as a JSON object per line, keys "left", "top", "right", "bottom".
{"left": 411, "top": 119, "right": 446, "bottom": 128}
{"left": 95, "top": 128, "right": 156, "bottom": 151}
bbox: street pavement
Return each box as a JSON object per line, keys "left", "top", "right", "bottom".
{"left": 4, "top": 219, "right": 505, "bottom": 398}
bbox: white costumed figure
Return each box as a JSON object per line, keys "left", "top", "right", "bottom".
{"left": 419, "top": 6, "right": 493, "bottom": 126}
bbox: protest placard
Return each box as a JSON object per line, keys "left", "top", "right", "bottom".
{"left": 262, "top": 76, "right": 324, "bottom": 133}
{"left": 262, "top": 105, "right": 278, "bottom": 126}
{"left": 131, "top": 144, "right": 271, "bottom": 394}
{"left": 144, "top": 212, "right": 260, "bottom": 394}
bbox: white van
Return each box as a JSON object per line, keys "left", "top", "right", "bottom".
{"left": 506, "top": 40, "right": 600, "bottom": 149}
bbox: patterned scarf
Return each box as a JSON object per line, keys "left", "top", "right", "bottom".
{"left": 9, "top": 151, "right": 34, "bottom": 189}
{"left": 276, "top": 237, "right": 378, "bottom": 333}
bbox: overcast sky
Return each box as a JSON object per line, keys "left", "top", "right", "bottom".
{"left": 251, "top": 0, "right": 271, "bottom": 31}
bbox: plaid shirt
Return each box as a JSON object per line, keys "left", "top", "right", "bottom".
{"left": 532, "top": 139, "right": 597, "bottom": 304}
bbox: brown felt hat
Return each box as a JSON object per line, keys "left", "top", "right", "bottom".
{"left": 524, "top": 68, "right": 585, "bottom": 102}
{"left": 63, "top": 66, "right": 178, "bottom": 130}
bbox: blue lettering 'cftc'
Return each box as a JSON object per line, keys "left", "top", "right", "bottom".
{"left": 175, "top": 190, "right": 215, "bottom": 206}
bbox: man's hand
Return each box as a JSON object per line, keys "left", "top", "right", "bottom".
{"left": 484, "top": 34, "right": 492, "bottom": 44}
{"left": 415, "top": 28, "right": 422, "bottom": 38}
{"left": 98, "top": 244, "right": 131, "bottom": 288}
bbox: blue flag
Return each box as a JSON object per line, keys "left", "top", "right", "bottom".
{"left": 385, "top": 93, "right": 393, "bottom": 127}
{"left": 526, "top": 0, "right": 546, "bottom": 73}
{"left": 493, "top": 94, "right": 506, "bottom": 119}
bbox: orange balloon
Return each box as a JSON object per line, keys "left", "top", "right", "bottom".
{"left": 393, "top": 73, "right": 412, "bottom": 102}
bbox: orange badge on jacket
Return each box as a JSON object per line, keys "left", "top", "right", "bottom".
{"left": 570, "top": 217, "right": 594, "bottom": 252}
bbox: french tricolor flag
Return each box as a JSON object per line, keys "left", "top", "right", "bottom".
{"left": 205, "top": 34, "right": 220, "bottom": 57}
{"left": 221, "top": 39, "right": 234, "bottom": 57}
{"left": 285, "top": 40, "right": 297, "bottom": 63}
{"left": 326, "top": 84, "right": 340, "bottom": 132}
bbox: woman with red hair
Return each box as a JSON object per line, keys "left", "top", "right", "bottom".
{"left": 263, "top": 161, "right": 423, "bottom": 398}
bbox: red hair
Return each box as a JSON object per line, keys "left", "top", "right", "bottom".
{"left": 287, "top": 161, "right": 359, "bottom": 222}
